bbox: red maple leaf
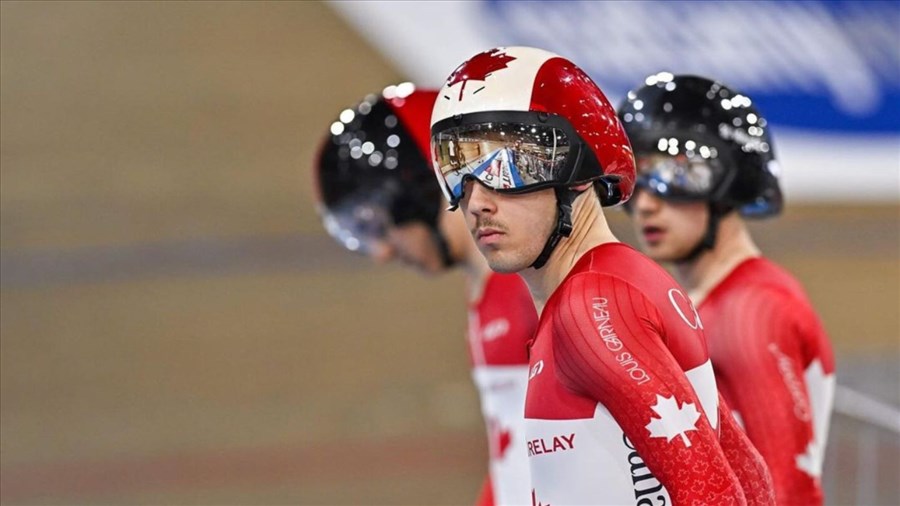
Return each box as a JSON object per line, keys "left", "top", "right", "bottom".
{"left": 497, "top": 427, "right": 511, "bottom": 458}
{"left": 447, "top": 48, "right": 517, "bottom": 100}
{"left": 487, "top": 418, "right": 512, "bottom": 460}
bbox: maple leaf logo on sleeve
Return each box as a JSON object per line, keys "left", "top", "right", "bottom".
{"left": 446, "top": 48, "right": 517, "bottom": 100}
{"left": 645, "top": 394, "right": 701, "bottom": 447}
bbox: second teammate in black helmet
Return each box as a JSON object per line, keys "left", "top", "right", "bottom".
{"left": 620, "top": 73, "right": 835, "bottom": 506}
{"left": 619, "top": 72, "right": 782, "bottom": 262}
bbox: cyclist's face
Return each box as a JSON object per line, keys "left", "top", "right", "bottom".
{"left": 629, "top": 188, "right": 708, "bottom": 262}
{"left": 459, "top": 179, "right": 557, "bottom": 273}
{"left": 367, "top": 221, "right": 445, "bottom": 275}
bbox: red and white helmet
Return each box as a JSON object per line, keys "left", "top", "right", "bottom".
{"left": 430, "top": 46, "right": 634, "bottom": 210}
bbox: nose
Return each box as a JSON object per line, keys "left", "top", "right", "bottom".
{"left": 462, "top": 180, "right": 497, "bottom": 218}
{"left": 368, "top": 240, "right": 394, "bottom": 265}
{"left": 631, "top": 189, "right": 662, "bottom": 216}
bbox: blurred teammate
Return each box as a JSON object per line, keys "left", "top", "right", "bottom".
{"left": 430, "top": 46, "right": 774, "bottom": 505}
{"left": 313, "top": 84, "right": 537, "bottom": 506}
{"left": 619, "top": 73, "right": 836, "bottom": 505}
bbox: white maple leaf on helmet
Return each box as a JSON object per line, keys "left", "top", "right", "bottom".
{"left": 646, "top": 394, "right": 701, "bottom": 447}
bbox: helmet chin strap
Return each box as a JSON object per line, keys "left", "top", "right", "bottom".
{"left": 674, "top": 202, "right": 730, "bottom": 264}
{"left": 430, "top": 227, "right": 456, "bottom": 268}
{"left": 530, "top": 187, "right": 578, "bottom": 269}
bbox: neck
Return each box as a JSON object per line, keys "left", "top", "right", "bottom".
{"left": 673, "top": 212, "right": 761, "bottom": 304}
{"left": 520, "top": 189, "right": 618, "bottom": 312}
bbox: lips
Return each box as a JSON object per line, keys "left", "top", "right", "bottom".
{"left": 641, "top": 225, "right": 665, "bottom": 245}
{"left": 475, "top": 227, "right": 504, "bottom": 246}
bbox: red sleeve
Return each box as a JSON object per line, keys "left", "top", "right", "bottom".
{"left": 552, "top": 273, "right": 747, "bottom": 506}
{"left": 716, "top": 287, "right": 830, "bottom": 505}
{"left": 717, "top": 394, "right": 776, "bottom": 506}
{"left": 473, "top": 474, "right": 493, "bottom": 506}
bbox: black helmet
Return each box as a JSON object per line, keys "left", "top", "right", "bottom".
{"left": 314, "top": 85, "right": 446, "bottom": 257}
{"left": 618, "top": 73, "right": 782, "bottom": 218}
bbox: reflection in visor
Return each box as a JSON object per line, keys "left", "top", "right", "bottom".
{"left": 432, "top": 122, "right": 570, "bottom": 204}
{"left": 636, "top": 154, "right": 721, "bottom": 200}
{"left": 320, "top": 193, "right": 393, "bottom": 254}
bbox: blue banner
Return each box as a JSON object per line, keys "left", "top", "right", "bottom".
{"left": 482, "top": 0, "right": 900, "bottom": 134}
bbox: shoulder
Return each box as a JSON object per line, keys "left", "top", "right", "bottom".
{"left": 716, "top": 258, "right": 815, "bottom": 312}
{"left": 546, "top": 271, "right": 657, "bottom": 336}
{"left": 576, "top": 242, "right": 660, "bottom": 273}
{"left": 568, "top": 243, "right": 678, "bottom": 293}
{"left": 484, "top": 272, "right": 531, "bottom": 301}
{"left": 553, "top": 270, "right": 650, "bottom": 308}
{"left": 481, "top": 271, "right": 539, "bottom": 330}
{"left": 732, "top": 258, "right": 808, "bottom": 297}
{"left": 711, "top": 259, "right": 828, "bottom": 355}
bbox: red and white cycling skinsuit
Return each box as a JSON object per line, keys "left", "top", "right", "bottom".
{"left": 700, "top": 257, "right": 836, "bottom": 505}
{"left": 468, "top": 272, "right": 538, "bottom": 506}
{"left": 525, "top": 243, "right": 772, "bottom": 506}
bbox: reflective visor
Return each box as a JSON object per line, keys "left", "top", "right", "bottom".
{"left": 431, "top": 116, "right": 574, "bottom": 207}
{"left": 635, "top": 153, "right": 726, "bottom": 201}
{"left": 319, "top": 192, "right": 392, "bottom": 255}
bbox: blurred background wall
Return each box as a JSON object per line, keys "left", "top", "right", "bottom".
{"left": 1, "top": 1, "right": 897, "bottom": 505}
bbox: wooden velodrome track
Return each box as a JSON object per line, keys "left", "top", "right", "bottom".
{"left": 1, "top": 2, "right": 897, "bottom": 504}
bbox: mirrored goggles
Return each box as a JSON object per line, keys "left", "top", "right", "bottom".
{"left": 634, "top": 153, "right": 726, "bottom": 201}
{"left": 431, "top": 113, "right": 577, "bottom": 207}
{"left": 319, "top": 192, "right": 393, "bottom": 255}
